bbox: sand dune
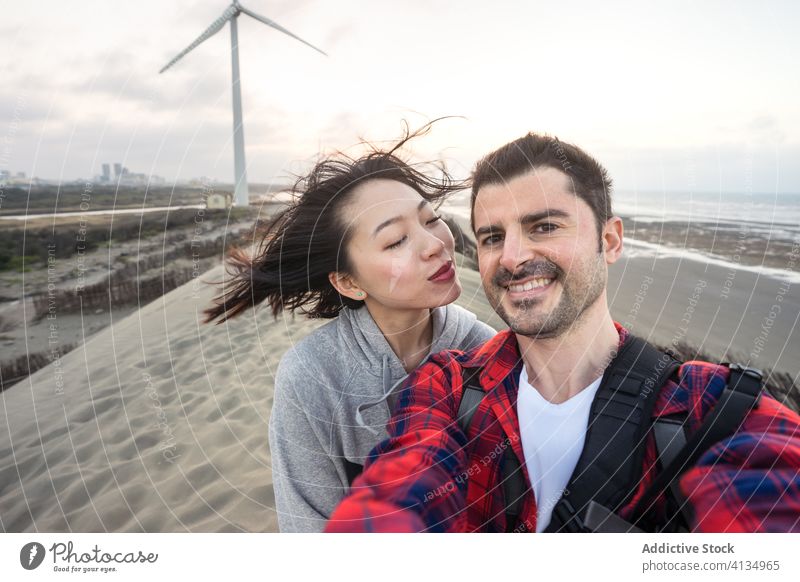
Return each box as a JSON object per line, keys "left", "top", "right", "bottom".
{"left": 1, "top": 262, "right": 317, "bottom": 532}
{"left": 0, "top": 254, "right": 496, "bottom": 532}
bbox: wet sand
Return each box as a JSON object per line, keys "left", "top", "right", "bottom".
{"left": 608, "top": 248, "right": 799, "bottom": 379}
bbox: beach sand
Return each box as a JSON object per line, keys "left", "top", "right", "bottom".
{"left": 608, "top": 250, "right": 799, "bottom": 378}
{"left": 1, "top": 232, "right": 797, "bottom": 532}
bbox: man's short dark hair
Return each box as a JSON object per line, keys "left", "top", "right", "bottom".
{"left": 470, "top": 133, "right": 614, "bottom": 240}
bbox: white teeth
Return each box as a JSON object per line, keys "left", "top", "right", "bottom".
{"left": 508, "top": 278, "right": 552, "bottom": 293}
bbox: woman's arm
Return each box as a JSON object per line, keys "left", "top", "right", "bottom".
{"left": 269, "top": 352, "right": 347, "bottom": 532}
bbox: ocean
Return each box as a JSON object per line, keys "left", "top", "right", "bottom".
{"left": 613, "top": 190, "right": 800, "bottom": 241}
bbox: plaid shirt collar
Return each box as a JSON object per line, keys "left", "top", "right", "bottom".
{"left": 460, "top": 321, "right": 631, "bottom": 390}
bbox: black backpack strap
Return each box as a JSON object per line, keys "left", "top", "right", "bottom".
{"left": 456, "top": 366, "right": 484, "bottom": 434}
{"left": 628, "top": 362, "right": 763, "bottom": 527}
{"left": 344, "top": 459, "right": 363, "bottom": 487}
{"left": 544, "top": 334, "right": 681, "bottom": 532}
{"left": 581, "top": 417, "right": 689, "bottom": 533}
{"left": 456, "top": 364, "right": 526, "bottom": 532}
{"left": 500, "top": 444, "right": 525, "bottom": 532}
{"left": 651, "top": 415, "right": 692, "bottom": 531}
{"left": 653, "top": 417, "right": 688, "bottom": 469}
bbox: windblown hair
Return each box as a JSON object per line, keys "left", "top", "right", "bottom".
{"left": 202, "top": 121, "right": 465, "bottom": 324}
{"left": 470, "top": 132, "right": 613, "bottom": 239}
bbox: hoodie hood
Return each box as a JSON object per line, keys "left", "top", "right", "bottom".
{"left": 337, "top": 303, "right": 478, "bottom": 378}
{"left": 335, "top": 303, "right": 481, "bottom": 433}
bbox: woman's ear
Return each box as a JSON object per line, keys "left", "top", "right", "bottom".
{"left": 328, "top": 272, "right": 366, "bottom": 301}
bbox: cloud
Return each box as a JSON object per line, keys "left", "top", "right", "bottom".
{"left": 603, "top": 142, "right": 800, "bottom": 194}
{"left": 320, "top": 21, "right": 356, "bottom": 51}
{"left": 0, "top": 90, "right": 64, "bottom": 127}
{"left": 61, "top": 45, "right": 235, "bottom": 113}
{"left": 747, "top": 115, "right": 786, "bottom": 145}
{"left": 2, "top": 0, "right": 799, "bottom": 193}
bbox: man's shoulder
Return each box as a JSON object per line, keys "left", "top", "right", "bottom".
{"left": 677, "top": 360, "right": 731, "bottom": 383}
{"left": 654, "top": 358, "right": 731, "bottom": 417}
{"left": 425, "top": 328, "right": 515, "bottom": 368}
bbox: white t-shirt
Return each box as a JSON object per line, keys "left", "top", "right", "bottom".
{"left": 516, "top": 365, "right": 603, "bottom": 532}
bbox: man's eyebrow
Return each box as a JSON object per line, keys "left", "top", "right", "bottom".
{"left": 371, "top": 199, "right": 430, "bottom": 239}
{"left": 474, "top": 208, "right": 571, "bottom": 239}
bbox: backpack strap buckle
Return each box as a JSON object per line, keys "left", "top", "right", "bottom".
{"left": 551, "top": 498, "right": 586, "bottom": 533}
{"left": 726, "top": 363, "right": 764, "bottom": 404}
{"left": 583, "top": 500, "right": 645, "bottom": 533}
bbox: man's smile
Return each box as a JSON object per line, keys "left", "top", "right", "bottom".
{"left": 503, "top": 275, "right": 556, "bottom": 300}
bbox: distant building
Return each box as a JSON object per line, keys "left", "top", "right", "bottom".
{"left": 189, "top": 176, "right": 219, "bottom": 187}
{"left": 93, "top": 162, "right": 166, "bottom": 186}
{"left": 206, "top": 192, "right": 233, "bottom": 210}
{"left": 0, "top": 169, "right": 9, "bottom": 181}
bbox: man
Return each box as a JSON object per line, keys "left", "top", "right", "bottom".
{"left": 324, "top": 133, "right": 800, "bottom": 533}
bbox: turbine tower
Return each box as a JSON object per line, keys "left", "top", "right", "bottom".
{"left": 159, "top": 1, "right": 326, "bottom": 207}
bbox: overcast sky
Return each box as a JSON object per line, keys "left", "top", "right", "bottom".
{"left": 2, "top": 0, "right": 798, "bottom": 193}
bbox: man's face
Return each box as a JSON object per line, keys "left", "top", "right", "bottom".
{"left": 473, "top": 167, "right": 614, "bottom": 338}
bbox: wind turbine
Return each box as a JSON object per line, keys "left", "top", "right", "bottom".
{"left": 159, "top": 1, "right": 327, "bottom": 207}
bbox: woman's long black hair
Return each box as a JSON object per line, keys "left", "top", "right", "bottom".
{"left": 202, "top": 120, "right": 465, "bottom": 324}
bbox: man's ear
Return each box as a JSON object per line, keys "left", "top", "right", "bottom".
{"left": 602, "top": 216, "right": 624, "bottom": 264}
{"left": 328, "top": 271, "right": 366, "bottom": 301}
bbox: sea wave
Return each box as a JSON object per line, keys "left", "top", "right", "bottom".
{"left": 623, "top": 238, "right": 800, "bottom": 284}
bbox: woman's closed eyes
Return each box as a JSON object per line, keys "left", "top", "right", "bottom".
{"left": 385, "top": 215, "right": 443, "bottom": 250}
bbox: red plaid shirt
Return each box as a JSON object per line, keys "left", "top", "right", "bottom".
{"left": 325, "top": 323, "right": 800, "bottom": 532}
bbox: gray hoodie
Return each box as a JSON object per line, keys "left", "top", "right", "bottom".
{"left": 268, "top": 302, "right": 496, "bottom": 532}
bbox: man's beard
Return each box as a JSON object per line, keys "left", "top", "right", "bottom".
{"left": 487, "top": 253, "right": 606, "bottom": 339}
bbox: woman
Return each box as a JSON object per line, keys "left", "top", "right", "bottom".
{"left": 202, "top": 125, "right": 495, "bottom": 532}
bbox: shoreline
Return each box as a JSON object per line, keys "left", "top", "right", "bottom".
{"left": 619, "top": 216, "right": 800, "bottom": 272}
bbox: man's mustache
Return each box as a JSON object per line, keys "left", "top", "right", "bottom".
{"left": 493, "top": 260, "right": 561, "bottom": 287}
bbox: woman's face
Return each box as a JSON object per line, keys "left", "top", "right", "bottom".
{"left": 336, "top": 179, "right": 461, "bottom": 310}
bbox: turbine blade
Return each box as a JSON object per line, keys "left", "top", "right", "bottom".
{"left": 239, "top": 5, "right": 327, "bottom": 56}
{"left": 159, "top": 5, "right": 239, "bottom": 74}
